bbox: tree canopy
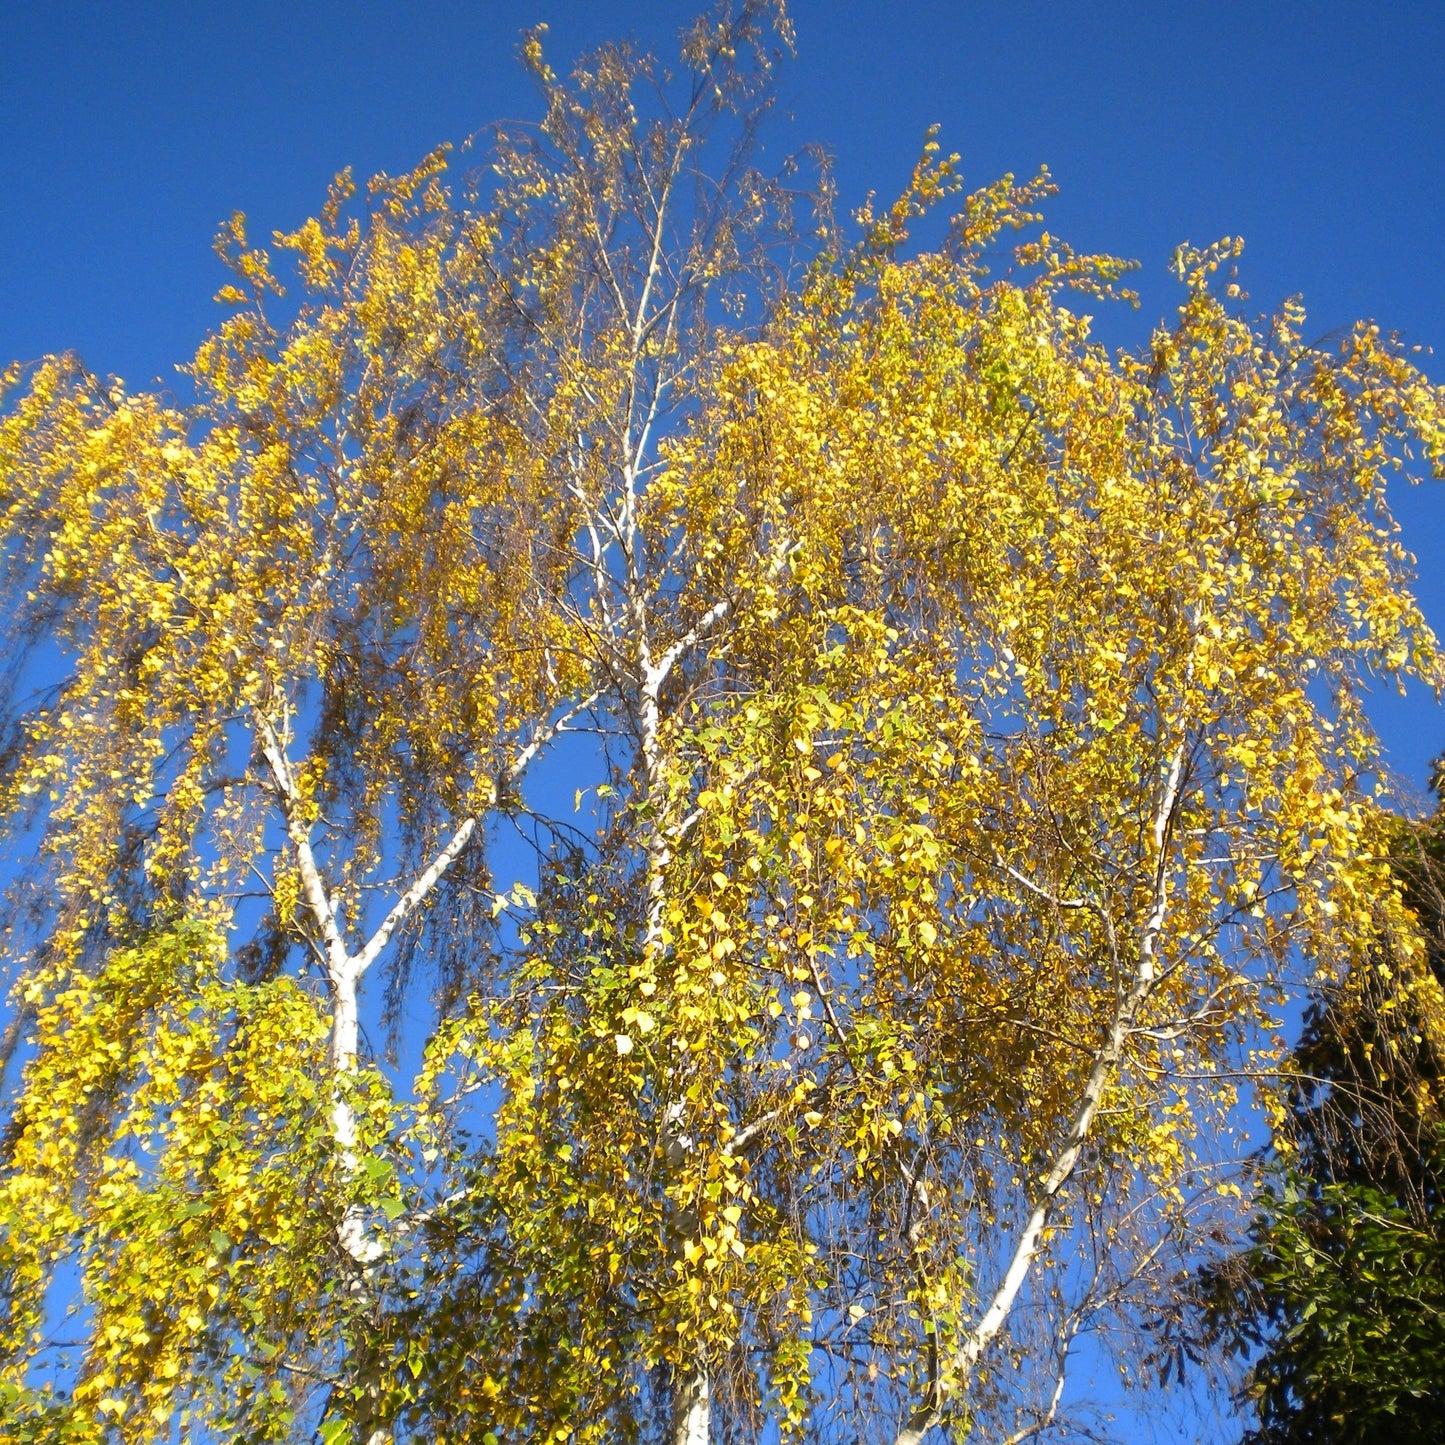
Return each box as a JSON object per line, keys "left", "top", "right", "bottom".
{"left": 2, "top": 7, "right": 1445, "bottom": 1443}
{"left": 1204, "top": 788, "right": 1445, "bottom": 1444}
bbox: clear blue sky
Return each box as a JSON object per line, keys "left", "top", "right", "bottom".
{"left": 4, "top": 1, "right": 1442, "bottom": 796}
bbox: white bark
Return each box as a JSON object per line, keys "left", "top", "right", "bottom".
{"left": 350, "top": 815, "right": 477, "bottom": 978}
{"left": 260, "top": 698, "right": 598, "bottom": 1235}
{"left": 260, "top": 694, "right": 610, "bottom": 1444}
{"left": 671, "top": 1369, "right": 711, "bottom": 1445}
{"left": 893, "top": 738, "right": 1188, "bottom": 1445}
{"left": 634, "top": 652, "right": 713, "bottom": 1443}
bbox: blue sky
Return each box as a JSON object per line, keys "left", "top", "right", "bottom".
{"left": 3, "top": 0, "right": 1442, "bottom": 793}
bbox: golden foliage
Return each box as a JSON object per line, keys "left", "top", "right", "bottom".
{"left": 1, "top": 8, "right": 1442, "bottom": 1442}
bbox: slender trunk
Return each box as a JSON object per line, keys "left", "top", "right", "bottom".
{"left": 632, "top": 646, "right": 712, "bottom": 1444}
{"left": 328, "top": 965, "right": 385, "bottom": 1268}
{"left": 258, "top": 715, "right": 411, "bottom": 1444}
{"left": 261, "top": 689, "right": 594, "bottom": 1441}
{"left": 325, "top": 958, "right": 392, "bottom": 1445}
{"left": 894, "top": 739, "right": 1188, "bottom": 1445}
{"left": 671, "top": 1369, "right": 711, "bottom": 1445}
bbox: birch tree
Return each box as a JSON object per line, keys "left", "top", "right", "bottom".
{"left": 2, "top": 7, "right": 1445, "bottom": 1444}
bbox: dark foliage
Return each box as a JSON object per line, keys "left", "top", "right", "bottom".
{"left": 1207, "top": 777, "right": 1445, "bottom": 1444}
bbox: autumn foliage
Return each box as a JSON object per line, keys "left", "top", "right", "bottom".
{"left": 2, "top": 7, "right": 1444, "bottom": 1443}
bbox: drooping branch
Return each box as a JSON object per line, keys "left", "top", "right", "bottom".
{"left": 652, "top": 534, "right": 799, "bottom": 695}
{"left": 260, "top": 688, "right": 603, "bottom": 992}
{"left": 350, "top": 815, "right": 478, "bottom": 980}
{"left": 893, "top": 737, "right": 1189, "bottom": 1445}
{"left": 256, "top": 686, "right": 604, "bottom": 1275}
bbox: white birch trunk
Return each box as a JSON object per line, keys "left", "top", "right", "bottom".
{"left": 637, "top": 659, "right": 712, "bottom": 1444}
{"left": 893, "top": 739, "right": 1188, "bottom": 1445}
{"left": 260, "top": 714, "right": 496, "bottom": 1444}
{"left": 671, "top": 1369, "right": 711, "bottom": 1445}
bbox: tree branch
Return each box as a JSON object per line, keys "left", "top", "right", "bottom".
{"left": 893, "top": 736, "right": 1189, "bottom": 1445}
